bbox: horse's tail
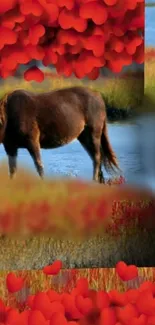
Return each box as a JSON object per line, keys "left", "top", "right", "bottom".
{"left": 101, "top": 120, "right": 120, "bottom": 173}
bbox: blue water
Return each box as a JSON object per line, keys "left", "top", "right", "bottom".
{"left": 146, "top": 3, "right": 155, "bottom": 46}
{"left": 0, "top": 122, "right": 141, "bottom": 183}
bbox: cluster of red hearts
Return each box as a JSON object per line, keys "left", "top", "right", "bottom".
{"left": 0, "top": 260, "right": 155, "bottom": 325}
{"left": 0, "top": 0, "right": 144, "bottom": 82}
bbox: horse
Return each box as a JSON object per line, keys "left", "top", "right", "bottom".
{"left": 0, "top": 86, "right": 119, "bottom": 182}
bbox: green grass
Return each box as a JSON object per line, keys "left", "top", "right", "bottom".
{"left": 0, "top": 73, "right": 143, "bottom": 111}
{"left": 142, "top": 47, "right": 155, "bottom": 113}
{"left": 145, "top": 3, "right": 155, "bottom": 7}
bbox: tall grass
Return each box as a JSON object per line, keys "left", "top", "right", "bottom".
{"left": 143, "top": 47, "right": 155, "bottom": 112}
{"left": 0, "top": 165, "right": 154, "bottom": 271}
{"left": 0, "top": 72, "right": 143, "bottom": 110}
{"left": 0, "top": 267, "right": 153, "bottom": 308}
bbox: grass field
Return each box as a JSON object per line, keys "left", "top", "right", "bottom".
{"left": 0, "top": 165, "right": 154, "bottom": 271}
{"left": 146, "top": 2, "right": 155, "bottom": 7}
{"left": 143, "top": 47, "right": 155, "bottom": 112}
{"left": 0, "top": 267, "right": 154, "bottom": 308}
{"left": 0, "top": 70, "right": 143, "bottom": 119}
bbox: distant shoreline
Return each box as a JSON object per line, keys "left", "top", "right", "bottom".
{"left": 146, "top": 2, "right": 155, "bottom": 7}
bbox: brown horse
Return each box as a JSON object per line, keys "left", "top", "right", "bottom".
{"left": 0, "top": 86, "right": 119, "bottom": 182}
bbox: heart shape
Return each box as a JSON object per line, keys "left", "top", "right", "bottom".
{"left": 75, "top": 295, "right": 93, "bottom": 315}
{"left": 59, "top": 8, "right": 87, "bottom": 32}
{"left": 80, "top": 1, "right": 108, "bottom": 25}
{"left": 28, "top": 310, "right": 49, "bottom": 325}
{"left": 116, "top": 261, "right": 138, "bottom": 281}
{"left": 6, "top": 272, "right": 24, "bottom": 293}
{"left": 43, "top": 260, "right": 62, "bottom": 275}
{"left": 115, "top": 304, "right": 139, "bottom": 324}
{"left": 24, "top": 66, "right": 44, "bottom": 82}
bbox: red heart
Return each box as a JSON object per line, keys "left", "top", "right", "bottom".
{"left": 116, "top": 261, "right": 138, "bottom": 281}
{"left": 28, "top": 24, "right": 45, "bottom": 45}
{"left": 20, "top": 1, "right": 43, "bottom": 17}
{"left": 87, "top": 67, "right": 100, "bottom": 80}
{"left": 57, "top": 30, "right": 79, "bottom": 46}
{"left": 95, "top": 290, "right": 110, "bottom": 310}
{"left": 1, "top": 8, "right": 25, "bottom": 29}
{"left": 136, "top": 290, "right": 155, "bottom": 316}
{"left": 57, "top": 0, "right": 74, "bottom": 10}
{"left": 28, "top": 310, "right": 49, "bottom": 325}
{"left": 0, "top": 299, "right": 6, "bottom": 323}
{"left": 115, "top": 303, "right": 139, "bottom": 324}
{"left": 49, "top": 312, "right": 68, "bottom": 325}
{"left": 61, "top": 293, "right": 82, "bottom": 319}
{"left": 6, "top": 308, "right": 30, "bottom": 325}
{"left": 6, "top": 272, "right": 24, "bottom": 293}
{"left": 7, "top": 309, "right": 20, "bottom": 324}
{"left": 26, "top": 294, "right": 35, "bottom": 309}
{"left": 133, "top": 43, "right": 144, "bottom": 64}
{"left": 139, "top": 281, "right": 155, "bottom": 295}
{"left": 125, "top": 289, "right": 139, "bottom": 304}
{"left": 131, "top": 314, "right": 147, "bottom": 325}
{"left": 107, "top": 50, "right": 132, "bottom": 73}
{"left": 82, "top": 35, "right": 105, "bottom": 57}
{"left": 80, "top": 1, "right": 108, "bottom": 25}
{"left": 43, "top": 260, "right": 62, "bottom": 275}
{"left": 75, "top": 295, "right": 93, "bottom": 315}
{"left": 25, "top": 45, "right": 45, "bottom": 61}
{"left": 76, "top": 278, "right": 89, "bottom": 297}
{"left": 59, "top": 8, "right": 87, "bottom": 32}
{"left": 46, "top": 289, "right": 61, "bottom": 302}
{"left": 104, "top": 0, "right": 118, "bottom": 5}
{"left": 147, "top": 316, "right": 155, "bottom": 325}
{"left": 109, "top": 290, "right": 128, "bottom": 307}
{"left": 0, "top": 0, "right": 16, "bottom": 14}
{"left": 43, "top": 49, "right": 57, "bottom": 66}
{"left": 100, "top": 307, "right": 117, "bottom": 325}
{"left": 0, "top": 27, "right": 17, "bottom": 50}
{"left": 32, "top": 291, "right": 64, "bottom": 320}
{"left": 24, "top": 66, "right": 44, "bottom": 82}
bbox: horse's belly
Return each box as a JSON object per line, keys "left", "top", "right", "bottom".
{"left": 40, "top": 121, "right": 85, "bottom": 149}
{"left": 40, "top": 136, "right": 75, "bottom": 149}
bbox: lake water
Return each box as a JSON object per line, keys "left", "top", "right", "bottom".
{"left": 146, "top": 2, "right": 155, "bottom": 46}
{"left": 0, "top": 121, "right": 142, "bottom": 184}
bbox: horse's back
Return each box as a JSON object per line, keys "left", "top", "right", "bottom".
{"left": 4, "top": 87, "right": 106, "bottom": 149}
{"left": 6, "top": 86, "right": 105, "bottom": 120}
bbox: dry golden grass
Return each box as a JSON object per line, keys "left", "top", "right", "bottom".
{"left": 142, "top": 47, "right": 155, "bottom": 112}
{"left": 0, "top": 267, "right": 154, "bottom": 308}
{"left": 0, "top": 72, "right": 143, "bottom": 110}
{"left": 0, "top": 164, "right": 154, "bottom": 271}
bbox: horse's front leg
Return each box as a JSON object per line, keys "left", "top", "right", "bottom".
{"left": 8, "top": 155, "right": 17, "bottom": 179}
{"left": 3, "top": 143, "right": 18, "bottom": 179}
{"left": 27, "top": 139, "right": 44, "bottom": 179}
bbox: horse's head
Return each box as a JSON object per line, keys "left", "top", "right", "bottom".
{"left": 0, "top": 94, "right": 8, "bottom": 143}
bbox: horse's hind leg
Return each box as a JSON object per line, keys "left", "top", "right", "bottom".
{"left": 26, "top": 131, "right": 44, "bottom": 178}
{"left": 98, "top": 167, "right": 105, "bottom": 183}
{"left": 78, "top": 127, "right": 104, "bottom": 183}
